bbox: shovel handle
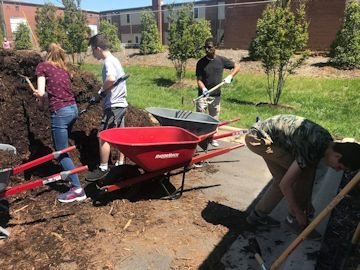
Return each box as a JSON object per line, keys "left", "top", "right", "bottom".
{"left": 270, "top": 170, "right": 360, "bottom": 270}
{"left": 218, "top": 117, "right": 241, "bottom": 127}
{"left": 12, "top": 146, "right": 76, "bottom": 175}
{"left": 193, "top": 81, "right": 225, "bottom": 102}
{"left": 19, "top": 74, "right": 37, "bottom": 92}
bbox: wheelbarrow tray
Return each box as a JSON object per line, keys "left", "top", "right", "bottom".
{"left": 146, "top": 107, "right": 219, "bottom": 136}
{"left": 99, "top": 126, "right": 201, "bottom": 172}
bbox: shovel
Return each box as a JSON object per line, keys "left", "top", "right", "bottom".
{"left": 19, "top": 74, "right": 37, "bottom": 92}
{"left": 248, "top": 238, "right": 268, "bottom": 270}
{"left": 79, "top": 74, "right": 130, "bottom": 115}
{"left": 270, "top": 170, "right": 360, "bottom": 270}
{"left": 193, "top": 81, "right": 225, "bottom": 103}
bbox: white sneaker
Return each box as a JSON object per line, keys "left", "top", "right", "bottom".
{"left": 211, "top": 140, "right": 219, "bottom": 147}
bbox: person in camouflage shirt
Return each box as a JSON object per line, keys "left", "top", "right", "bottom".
{"left": 245, "top": 115, "right": 360, "bottom": 237}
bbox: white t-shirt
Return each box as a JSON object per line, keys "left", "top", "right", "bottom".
{"left": 102, "top": 54, "right": 128, "bottom": 109}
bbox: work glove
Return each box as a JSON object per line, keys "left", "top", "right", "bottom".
{"left": 88, "top": 95, "right": 100, "bottom": 105}
{"left": 97, "top": 88, "right": 106, "bottom": 98}
{"left": 224, "top": 75, "right": 233, "bottom": 84}
{"left": 202, "top": 87, "right": 209, "bottom": 97}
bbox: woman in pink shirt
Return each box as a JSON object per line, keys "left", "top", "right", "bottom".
{"left": 33, "top": 43, "right": 86, "bottom": 203}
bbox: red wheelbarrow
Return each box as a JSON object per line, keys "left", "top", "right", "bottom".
{"left": 92, "top": 126, "right": 245, "bottom": 200}
{"left": 0, "top": 145, "right": 88, "bottom": 199}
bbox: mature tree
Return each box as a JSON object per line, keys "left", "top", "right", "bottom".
{"left": 139, "top": 11, "right": 162, "bottom": 55}
{"left": 330, "top": 0, "right": 360, "bottom": 69}
{"left": 14, "top": 23, "right": 32, "bottom": 50}
{"left": 99, "top": 19, "right": 122, "bottom": 52}
{"left": 61, "top": 0, "right": 89, "bottom": 63}
{"left": 35, "top": 3, "right": 65, "bottom": 51}
{"left": 168, "top": 5, "right": 211, "bottom": 81}
{"left": 250, "top": 0, "right": 309, "bottom": 105}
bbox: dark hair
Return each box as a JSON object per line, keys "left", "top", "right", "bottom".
{"left": 204, "top": 37, "right": 215, "bottom": 47}
{"left": 333, "top": 142, "right": 360, "bottom": 170}
{"left": 88, "top": 33, "right": 111, "bottom": 50}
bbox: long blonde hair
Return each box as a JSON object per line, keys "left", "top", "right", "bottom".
{"left": 45, "top": 43, "right": 68, "bottom": 71}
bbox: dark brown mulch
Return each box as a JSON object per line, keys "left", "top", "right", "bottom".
{"left": 315, "top": 171, "right": 360, "bottom": 270}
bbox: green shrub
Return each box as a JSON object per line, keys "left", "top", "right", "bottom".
{"left": 140, "top": 11, "right": 162, "bottom": 55}
{"left": 99, "top": 20, "right": 122, "bottom": 52}
{"left": 330, "top": 0, "right": 360, "bottom": 69}
{"left": 249, "top": 1, "right": 309, "bottom": 105}
{"left": 168, "top": 4, "right": 211, "bottom": 81}
{"left": 14, "top": 23, "right": 32, "bottom": 50}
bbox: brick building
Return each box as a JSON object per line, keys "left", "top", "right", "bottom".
{"left": 99, "top": 0, "right": 347, "bottom": 50}
{"left": 0, "top": 0, "right": 99, "bottom": 46}
{"left": 0, "top": 0, "right": 348, "bottom": 50}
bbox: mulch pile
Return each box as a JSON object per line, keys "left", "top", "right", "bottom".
{"left": 0, "top": 49, "right": 156, "bottom": 174}
{"left": 0, "top": 49, "right": 161, "bottom": 269}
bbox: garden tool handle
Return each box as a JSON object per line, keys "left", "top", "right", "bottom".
{"left": 193, "top": 81, "right": 225, "bottom": 102}
{"left": 352, "top": 222, "right": 360, "bottom": 245}
{"left": 19, "top": 74, "right": 37, "bottom": 92}
{"left": 270, "top": 170, "right": 360, "bottom": 270}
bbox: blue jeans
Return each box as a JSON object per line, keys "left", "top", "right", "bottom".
{"left": 51, "top": 104, "right": 80, "bottom": 188}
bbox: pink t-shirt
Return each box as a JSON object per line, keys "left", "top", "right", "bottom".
{"left": 35, "top": 62, "right": 76, "bottom": 113}
{"left": 2, "top": 41, "right": 10, "bottom": 49}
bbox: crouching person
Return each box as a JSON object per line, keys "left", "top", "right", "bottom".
{"left": 245, "top": 114, "right": 360, "bottom": 239}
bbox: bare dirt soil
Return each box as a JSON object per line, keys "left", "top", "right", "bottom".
{"left": 85, "top": 48, "right": 360, "bottom": 79}
{"left": 0, "top": 49, "right": 359, "bottom": 270}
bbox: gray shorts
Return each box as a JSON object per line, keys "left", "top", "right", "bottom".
{"left": 100, "top": 107, "right": 127, "bottom": 131}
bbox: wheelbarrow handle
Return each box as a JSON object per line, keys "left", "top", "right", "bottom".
{"left": 193, "top": 81, "right": 225, "bottom": 102}
{"left": 12, "top": 146, "right": 76, "bottom": 175}
{"left": 0, "top": 165, "right": 88, "bottom": 198}
{"left": 218, "top": 117, "right": 241, "bottom": 127}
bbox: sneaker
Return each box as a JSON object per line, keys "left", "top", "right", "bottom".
{"left": 57, "top": 187, "right": 86, "bottom": 203}
{"left": 86, "top": 168, "right": 109, "bottom": 182}
{"left": 211, "top": 140, "right": 219, "bottom": 147}
{"left": 246, "top": 210, "right": 280, "bottom": 227}
{"left": 193, "top": 161, "right": 205, "bottom": 168}
{"left": 284, "top": 215, "right": 322, "bottom": 240}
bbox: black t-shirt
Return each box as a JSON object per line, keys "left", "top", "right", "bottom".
{"left": 196, "top": 55, "right": 235, "bottom": 96}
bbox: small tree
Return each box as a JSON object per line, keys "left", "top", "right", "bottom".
{"left": 139, "top": 11, "right": 162, "bottom": 55}
{"left": 168, "top": 5, "right": 211, "bottom": 81}
{"left": 61, "top": 0, "right": 89, "bottom": 63}
{"left": 250, "top": 1, "right": 309, "bottom": 105}
{"left": 35, "top": 3, "right": 65, "bottom": 51}
{"left": 99, "top": 20, "right": 122, "bottom": 52}
{"left": 330, "top": 0, "right": 360, "bottom": 69}
{"left": 14, "top": 23, "right": 32, "bottom": 50}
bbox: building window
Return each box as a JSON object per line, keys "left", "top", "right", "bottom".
{"left": 126, "top": 14, "right": 130, "bottom": 23}
{"left": 135, "top": 36, "right": 139, "bottom": 43}
{"left": 15, "top": 6, "right": 19, "bottom": 12}
{"left": 194, "top": 8, "right": 199, "bottom": 19}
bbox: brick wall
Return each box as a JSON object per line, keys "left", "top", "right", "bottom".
{"left": 1, "top": 1, "right": 99, "bottom": 46}
{"left": 224, "top": 0, "right": 346, "bottom": 50}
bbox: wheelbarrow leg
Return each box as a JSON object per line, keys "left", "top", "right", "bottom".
{"left": 160, "top": 166, "right": 186, "bottom": 200}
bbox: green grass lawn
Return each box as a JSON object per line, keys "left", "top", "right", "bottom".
{"left": 81, "top": 63, "right": 360, "bottom": 140}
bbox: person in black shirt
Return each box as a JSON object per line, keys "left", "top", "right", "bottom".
{"left": 196, "top": 38, "right": 240, "bottom": 146}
